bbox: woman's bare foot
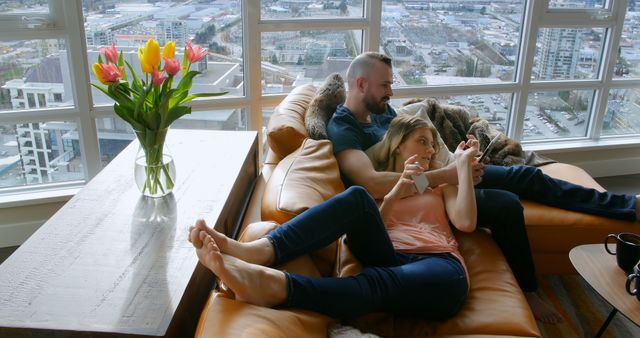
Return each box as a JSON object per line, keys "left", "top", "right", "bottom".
{"left": 193, "top": 230, "right": 287, "bottom": 307}
{"left": 189, "top": 219, "right": 275, "bottom": 265}
{"left": 525, "top": 292, "right": 563, "bottom": 324}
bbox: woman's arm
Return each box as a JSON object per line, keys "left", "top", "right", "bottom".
{"left": 379, "top": 154, "right": 422, "bottom": 222}
{"left": 443, "top": 141, "right": 478, "bottom": 232}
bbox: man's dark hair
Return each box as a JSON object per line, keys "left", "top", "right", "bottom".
{"left": 346, "top": 52, "right": 393, "bottom": 84}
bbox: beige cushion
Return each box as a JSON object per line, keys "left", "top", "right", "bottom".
{"left": 267, "top": 85, "right": 316, "bottom": 159}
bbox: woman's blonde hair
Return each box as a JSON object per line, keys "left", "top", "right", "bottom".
{"left": 366, "top": 114, "right": 440, "bottom": 172}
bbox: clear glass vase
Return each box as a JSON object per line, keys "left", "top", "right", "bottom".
{"left": 134, "top": 144, "right": 176, "bottom": 198}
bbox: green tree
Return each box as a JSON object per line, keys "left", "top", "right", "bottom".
{"left": 270, "top": 53, "right": 279, "bottom": 65}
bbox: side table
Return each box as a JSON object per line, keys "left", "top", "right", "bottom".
{"left": 0, "top": 130, "right": 258, "bottom": 337}
{"left": 569, "top": 244, "right": 640, "bottom": 337}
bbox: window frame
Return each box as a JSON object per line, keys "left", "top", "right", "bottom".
{"left": 1, "top": 0, "right": 640, "bottom": 205}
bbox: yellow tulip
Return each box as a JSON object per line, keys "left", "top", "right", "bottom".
{"left": 138, "top": 38, "right": 161, "bottom": 74}
{"left": 163, "top": 41, "right": 176, "bottom": 59}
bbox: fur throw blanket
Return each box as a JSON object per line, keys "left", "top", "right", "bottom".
{"left": 401, "top": 98, "right": 530, "bottom": 167}
{"left": 302, "top": 73, "right": 551, "bottom": 166}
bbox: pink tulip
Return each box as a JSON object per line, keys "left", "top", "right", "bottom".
{"left": 152, "top": 69, "right": 168, "bottom": 87}
{"left": 185, "top": 40, "right": 208, "bottom": 64}
{"left": 95, "top": 63, "right": 123, "bottom": 85}
{"left": 100, "top": 43, "right": 119, "bottom": 64}
{"left": 164, "top": 58, "right": 181, "bottom": 76}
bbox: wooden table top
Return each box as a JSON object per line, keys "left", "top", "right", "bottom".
{"left": 0, "top": 130, "right": 258, "bottom": 337}
{"left": 570, "top": 244, "right": 640, "bottom": 325}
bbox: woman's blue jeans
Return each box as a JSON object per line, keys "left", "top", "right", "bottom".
{"left": 266, "top": 186, "right": 468, "bottom": 320}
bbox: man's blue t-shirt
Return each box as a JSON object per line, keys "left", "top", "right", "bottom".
{"left": 327, "top": 104, "right": 397, "bottom": 154}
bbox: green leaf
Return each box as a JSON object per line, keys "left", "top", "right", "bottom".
{"left": 179, "top": 91, "right": 228, "bottom": 105}
{"left": 125, "top": 61, "right": 141, "bottom": 90}
{"left": 114, "top": 104, "right": 144, "bottom": 131}
{"left": 90, "top": 83, "right": 116, "bottom": 101}
{"left": 165, "top": 105, "right": 191, "bottom": 126}
{"left": 98, "top": 54, "right": 103, "bottom": 64}
{"left": 169, "top": 90, "right": 189, "bottom": 110}
{"left": 118, "top": 52, "right": 127, "bottom": 81}
{"left": 176, "top": 70, "right": 199, "bottom": 93}
{"left": 133, "top": 84, "right": 153, "bottom": 124}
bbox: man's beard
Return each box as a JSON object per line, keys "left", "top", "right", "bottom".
{"left": 364, "top": 95, "right": 389, "bottom": 115}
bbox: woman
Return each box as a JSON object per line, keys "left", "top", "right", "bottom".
{"left": 188, "top": 115, "right": 478, "bottom": 320}
{"left": 367, "top": 114, "right": 562, "bottom": 324}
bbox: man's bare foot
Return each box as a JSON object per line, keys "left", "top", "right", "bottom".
{"left": 189, "top": 219, "right": 274, "bottom": 265}
{"left": 525, "top": 292, "right": 563, "bottom": 324}
{"left": 194, "top": 231, "right": 287, "bottom": 307}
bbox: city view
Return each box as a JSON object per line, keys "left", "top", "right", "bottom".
{"left": 1, "top": 0, "right": 640, "bottom": 190}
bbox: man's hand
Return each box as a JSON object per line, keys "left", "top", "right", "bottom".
{"left": 471, "top": 159, "right": 485, "bottom": 185}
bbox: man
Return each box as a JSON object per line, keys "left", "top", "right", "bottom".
{"left": 327, "top": 52, "right": 640, "bottom": 323}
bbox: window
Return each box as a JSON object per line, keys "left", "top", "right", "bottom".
{"left": 533, "top": 28, "right": 605, "bottom": 81}
{"left": 260, "top": 30, "right": 362, "bottom": 94}
{"left": 261, "top": 1, "right": 364, "bottom": 19}
{"left": 0, "top": 39, "right": 72, "bottom": 112}
{"left": 381, "top": 1, "right": 525, "bottom": 86}
{"left": 1, "top": 0, "right": 640, "bottom": 201}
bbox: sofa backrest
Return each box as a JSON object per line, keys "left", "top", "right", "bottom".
{"left": 262, "top": 85, "right": 346, "bottom": 276}
{"left": 266, "top": 84, "right": 316, "bottom": 160}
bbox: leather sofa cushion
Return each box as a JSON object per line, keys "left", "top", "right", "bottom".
{"left": 266, "top": 84, "right": 316, "bottom": 159}
{"left": 262, "top": 138, "right": 345, "bottom": 224}
{"left": 261, "top": 138, "right": 345, "bottom": 276}
{"left": 196, "top": 293, "right": 335, "bottom": 338}
{"left": 341, "top": 230, "right": 539, "bottom": 337}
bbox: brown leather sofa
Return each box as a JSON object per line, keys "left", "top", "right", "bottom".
{"left": 194, "top": 85, "right": 638, "bottom": 338}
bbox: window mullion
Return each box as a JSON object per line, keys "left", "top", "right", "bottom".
{"left": 62, "top": 0, "right": 101, "bottom": 179}
{"left": 590, "top": 0, "right": 628, "bottom": 139}
{"left": 510, "top": 0, "right": 544, "bottom": 140}
{"left": 245, "top": 0, "right": 262, "bottom": 159}
{"left": 365, "top": 0, "right": 382, "bottom": 52}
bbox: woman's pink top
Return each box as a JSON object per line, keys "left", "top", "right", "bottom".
{"left": 384, "top": 186, "right": 468, "bottom": 280}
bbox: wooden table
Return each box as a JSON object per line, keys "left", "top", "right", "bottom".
{"left": 569, "top": 244, "right": 640, "bottom": 337}
{"left": 0, "top": 130, "right": 258, "bottom": 337}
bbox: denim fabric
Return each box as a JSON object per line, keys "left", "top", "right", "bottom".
{"left": 267, "top": 186, "right": 468, "bottom": 319}
{"left": 474, "top": 188, "right": 537, "bottom": 292}
{"left": 471, "top": 164, "right": 637, "bottom": 292}
{"left": 478, "top": 164, "right": 637, "bottom": 221}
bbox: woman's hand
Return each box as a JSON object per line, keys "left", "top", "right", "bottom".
{"left": 386, "top": 154, "right": 422, "bottom": 201}
{"left": 380, "top": 154, "right": 422, "bottom": 221}
{"left": 454, "top": 139, "right": 479, "bottom": 166}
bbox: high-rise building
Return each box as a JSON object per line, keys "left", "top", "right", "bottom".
{"left": 538, "top": 28, "right": 582, "bottom": 80}
{"left": 158, "top": 21, "right": 187, "bottom": 45}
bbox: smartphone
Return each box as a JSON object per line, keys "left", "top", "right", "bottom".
{"left": 478, "top": 134, "right": 501, "bottom": 162}
{"left": 411, "top": 173, "right": 428, "bottom": 194}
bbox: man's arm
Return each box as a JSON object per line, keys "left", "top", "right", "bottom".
{"left": 336, "top": 149, "right": 459, "bottom": 199}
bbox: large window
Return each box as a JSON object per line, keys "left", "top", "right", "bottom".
{"left": 1, "top": 0, "right": 640, "bottom": 201}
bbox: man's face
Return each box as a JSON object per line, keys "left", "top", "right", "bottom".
{"left": 362, "top": 61, "right": 394, "bottom": 115}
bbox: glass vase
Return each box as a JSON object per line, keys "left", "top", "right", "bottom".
{"left": 134, "top": 144, "right": 176, "bottom": 198}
